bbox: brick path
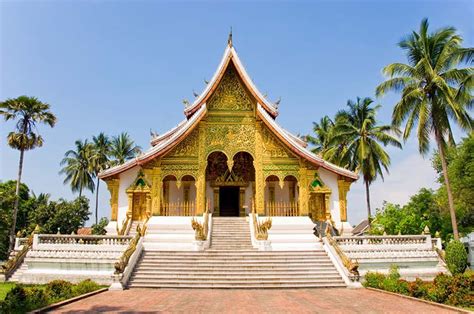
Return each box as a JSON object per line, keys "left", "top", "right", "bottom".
{"left": 52, "top": 288, "right": 457, "bottom": 313}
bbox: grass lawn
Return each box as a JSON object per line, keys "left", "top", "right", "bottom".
{"left": 0, "top": 282, "right": 16, "bottom": 300}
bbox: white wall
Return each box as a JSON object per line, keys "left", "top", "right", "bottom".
{"left": 117, "top": 166, "right": 139, "bottom": 223}
{"left": 318, "top": 168, "right": 340, "bottom": 223}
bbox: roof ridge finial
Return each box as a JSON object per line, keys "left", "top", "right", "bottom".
{"left": 228, "top": 27, "right": 233, "bottom": 47}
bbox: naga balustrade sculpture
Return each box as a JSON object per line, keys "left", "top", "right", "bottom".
{"left": 325, "top": 223, "right": 360, "bottom": 281}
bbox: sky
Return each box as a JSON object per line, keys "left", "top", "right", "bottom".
{"left": 1, "top": 0, "right": 472, "bottom": 226}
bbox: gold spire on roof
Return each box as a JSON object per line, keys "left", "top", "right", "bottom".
{"left": 227, "top": 27, "right": 233, "bottom": 47}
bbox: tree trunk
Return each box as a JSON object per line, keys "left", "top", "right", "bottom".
{"left": 95, "top": 176, "right": 100, "bottom": 225}
{"left": 435, "top": 131, "right": 459, "bottom": 240}
{"left": 365, "top": 180, "right": 371, "bottom": 227}
{"left": 8, "top": 148, "right": 25, "bottom": 253}
{"left": 79, "top": 182, "right": 83, "bottom": 198}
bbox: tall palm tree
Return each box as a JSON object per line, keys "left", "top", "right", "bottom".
{"left": 331, "top": 97, "right": 402, "bottom": 223}
{"left": 91, "top": 133, "right": 111, "bottom": 224}
{"left": 110, "top": 132, "right": 142, "bottom": 165}
{"left": 60, "top": 139, "right": 95, "bottom": 197}
{"left": 376, "top": 19, "right": 473, "bottom": 239}
{"left": 305, "top": 116, "right": 335, "bottom": 154}
{"left": 0, "top": 96, "right": 57, "bottom": 252}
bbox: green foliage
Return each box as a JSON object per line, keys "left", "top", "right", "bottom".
{"left": 91, "top": 217, "right": 109, "bottom": 235}
{"left": 0, "top": 181, "right": 40, "bottom": 260}
{"left": 27, "top": 196, "right": 91, "bottom": 234}
{"left": 445, "top": 240, "right": 468, "bottom": 275}
{"left": 364, "top": 271, "right": 474, "bottom": 307}
{"left": 371, "top": 134, "right": 474, "bottom": 242}
{"left": 72, "top": 279, "right": 101, "bottom": 295}
{"left": 0, "top": 280, "right": 101, "bottom": 312}
{"left": 45, "top": 280, "right": 73, "bottom": 301}
{"left": 433, "top": 134, "right": 474, "bottom": 236}
{"left": 59, "top": 139, "right": 96, "bottom": 196}
{"left": 110, "top": 132, "right": 142, "bottom": 165}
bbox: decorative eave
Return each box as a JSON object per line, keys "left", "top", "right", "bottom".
{"left": 184, "top": 45, "right": 279, "bottom": 119}
{"left": 150, "top": 119, "right": 187, "bottom": 146}
{"left": 256, "top": 104, "right": 358, "bottom": 180}
{"left": 99, "top": 105, "right": 207, "bottom": 180}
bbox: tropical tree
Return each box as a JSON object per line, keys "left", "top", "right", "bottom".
{"left": 305, "top": 116, "right": 335, "bottom": 154}
{"left": 0, "top": 96, "right": 57, "bottom": 252}
{"left": 376, "top": 19, "right": 473, "bottom": 239}
{"left": 110, "top": 132, "right": 141, "bottom": 165}
{"left": 330, "top": 97, "right": 402, "bottom": 223}
{"left": 60, "top": 139, "right": 95, "bottom": 197}
{"left": 91, "top": 133, "right": 111, "bottom": 224}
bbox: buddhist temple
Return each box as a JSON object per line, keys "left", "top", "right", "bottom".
{"left": 99, "top": 35, "right": 358, "bottom": 234}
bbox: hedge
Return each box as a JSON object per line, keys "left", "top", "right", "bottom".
{"left": 0, "top": 279, "right": 101, "bottom": 313}
{"left": 364, "top": 267, "right": 474, "bottom": 308}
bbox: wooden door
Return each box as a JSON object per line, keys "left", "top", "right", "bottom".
{"left": 309, "top": 194, "right": 326, "bottom": 221}
{"left": 132, "top": 193, "right": 146, "bottom": 220}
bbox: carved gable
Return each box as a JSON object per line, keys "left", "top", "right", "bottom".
{"left": 207, "top": 64, "right": 254, "bottom": 112}
{"left": 261, "top": 125, "right": 294, "bottom": 159}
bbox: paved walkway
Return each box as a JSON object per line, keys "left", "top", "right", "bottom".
{"left": 52, "top": 288, "right": 458, "bottom": 313}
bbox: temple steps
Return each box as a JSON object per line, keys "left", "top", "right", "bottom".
{"left": 128, "top": 217, "right": 345, "bottom": 289}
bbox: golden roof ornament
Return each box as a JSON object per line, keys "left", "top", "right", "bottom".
{"left": 193, "top": 90, "right": 199, "bottom": 98}
{"left": 182, "top": 99, "right": 190, "bottom": 108}
{"left": 227, "top": 27, "right": 233, "bottom": 47}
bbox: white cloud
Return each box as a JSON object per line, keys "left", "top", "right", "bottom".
{"left": 347, "top": 153, "right": 439, "bottom": 225}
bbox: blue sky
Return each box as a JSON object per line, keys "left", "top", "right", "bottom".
{"left": 1, "top": 0, "right": 472, "bottom": 225}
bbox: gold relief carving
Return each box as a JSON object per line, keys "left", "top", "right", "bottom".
{"left": 254, "top": 122, "right": 265, "bottom": 214}
{"left": 261, "top": 126, "right": 292, "bottom": 158}
{"left": 106, "top": 179, "right": 120, "bottom": 221}
{"left": 338, "top": 180, "right": 352, "bottom": 222}
{"left": 205, "top": 124, "right": 255, "bottom": 157}
{"left": 207, "top": 66, "right": 254, "bottom": 112}
{"left": 166, "top": 129, "right": 199, "bottom": 157}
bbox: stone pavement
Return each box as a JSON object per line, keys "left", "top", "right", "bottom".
{"left": 52, "top": 288, "right": 458, "bottom": 313}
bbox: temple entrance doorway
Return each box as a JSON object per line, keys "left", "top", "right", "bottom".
{"left": 219, "top": 187, "right": 240, "bottom": 216}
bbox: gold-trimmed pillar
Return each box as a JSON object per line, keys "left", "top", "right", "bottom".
{"left": 338, "top": 179, "right": 352, "bottom": 222}
{"left": 239, "top": 187, "right": 246, "bottom": 217}
{"left": 213, "top": 187, "right": 220, "bottom": 216}
{"left": 255, "top": 122, "right": 265, "bottom": 215}
{"left": 298, "top": 167, "right": 309, "bottom": 216}
{"left": 106, "top": 178, "right": 120, "bottom": 221}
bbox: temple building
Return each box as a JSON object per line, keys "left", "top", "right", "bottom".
{"left": 99, "top": 37, "right": 358, "bottom": 233}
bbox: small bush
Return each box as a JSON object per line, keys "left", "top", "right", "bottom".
{"left": 25, "top": 287, "right": 49, "bottom": 310}
{"left": 1, "top": 285, "right": 28, "bottom": 312}
{"left": 363, "top": 272, "right": 385, "bottom": 289}
{"left": 45, "top": 280, "right": 73, "bottom": 301}
{"left": 73, "top": 279, "right": 101, "bottom": 296}
{"left": 445, "top": 240, "right": 468, "bottom": 275}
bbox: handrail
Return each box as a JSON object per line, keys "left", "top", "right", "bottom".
{"left": 118, "top": 214, "right": 132, "bottom": 236}
{"left": 191, "top": 207, "right": 210, "bottom": 241}
{"left": 251, "top": 203, "right": 272, "bottom": 240}
{"left": 114, "top": 224, "right": 145, "bottom": 274}
{"left": 265, "top": 201, "right": 299, "bottom": 216}
{"left": 325, "top": 224, "right": 359, "bottom": 281}
{"left": 1, "top": 225, "right": 38, "bottom": 280}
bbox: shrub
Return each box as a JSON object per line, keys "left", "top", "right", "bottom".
{"left": 1, "top": 285, "right": 28, "bottom": 312}
{"left": 363, "top": 272, "right": 386, "bottom": 289}
{"left": 25, "top": 287, "right": 49, "bottom": 310}
{"left": 45, "top": 280, "right": 73, "bottom": 301}
{"left": 92, "top": 217, "right": 109, "bottom": 235}
{"left": 446, "top": 273, "right": 473, "bottom": 307}
{"left": 445, "top": 240, "right": 468, "bottom": 275}
{"left": 73, "top": 279, "right": 101, "bottom": 296}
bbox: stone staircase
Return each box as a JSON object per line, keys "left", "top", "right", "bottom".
{"left": 128, "top": 217, "right": 345, "bottom": 288}
{"left": 128, "top": 221, "right": 142, "bottom": 236}
{"left": 210, "top": 217, "right": 254, "bottom": 250}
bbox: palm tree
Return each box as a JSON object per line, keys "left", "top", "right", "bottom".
{"left": 376, "top": 19, "right": 473, "bottom": 239}
{"left": 0, "top": 96, "right": 57, "bottom": 252}
{"left": 110, "top": 132, "right": 142, "bottom": 165}
{"left": 60, "top": 139, "right": 95, "bottom": 197}
{"left": 331, "top": 97, "right": 402, "bottom": 223}
{"left": 91, "top": 133, "right": 111, "bottom": 224}
{"left": 305, "top": 116, "right": 335, "bottom": 154}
